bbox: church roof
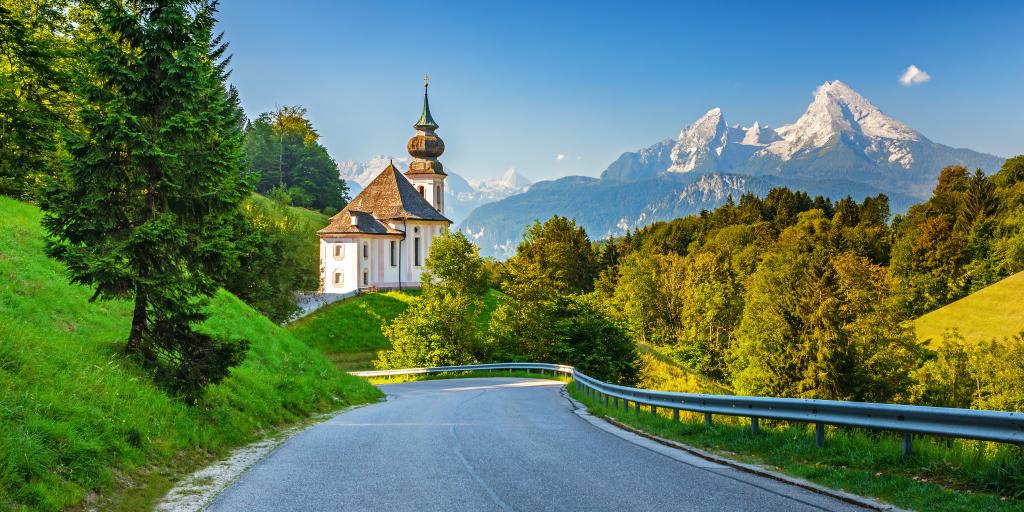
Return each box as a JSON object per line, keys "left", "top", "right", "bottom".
{"left": 318, "top": 163, "right": 449, "bottom": 236}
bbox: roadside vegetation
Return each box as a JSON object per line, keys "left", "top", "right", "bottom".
{"left": 0, "top": 197, "right": 382, "bottom": 511}
{"left": 569, "top": 385, "right": 1024, "bottom": 512}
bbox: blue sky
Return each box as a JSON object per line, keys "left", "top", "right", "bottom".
{"left": 216, "top": 0, "right": 1023, "bottom": 182}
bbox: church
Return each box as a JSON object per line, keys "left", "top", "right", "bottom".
{"left": 318, "top": 78, "right": 451, "bottom": 294}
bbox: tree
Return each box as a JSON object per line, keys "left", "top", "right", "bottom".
{"left": 224, "top": 194, "right": 322, "bottom": 323}
{"left": 0, "top": 1, "right": 72, "bottom": 198}
{"left": 730, "top": 211, "right": 918, "bottom": 401}
{"left": 489, "top": 256, "right": 638, "bottom": 383}
{"left": 41, "top": 0, "right": 249, "bottom": 401}
{"left": 422, "top": 230, "right": 489, "bottom": 297}
{"left": 243, "top": 106, "right": 348, "bottom": 212}
{"left": 512, "top": 215, "right": 597, "bottom": 293}
{"left": 375, "top": 230, "right": 489, "bottom": 368}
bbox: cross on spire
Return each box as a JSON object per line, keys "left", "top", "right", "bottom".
{"left": 423, "top": 73, "right": 430, "bottom": 88}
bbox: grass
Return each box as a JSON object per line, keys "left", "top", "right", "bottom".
{"left": 915, "top": 271, "right": 1024, "bottom": 346}
{"left": 288, "top": 288, "right": 504, "bottom": 370}
{"left": 0, "top": 196, "right": 383, "bottom": 511}
{"left": 635, "top": 342, "right": 732, "bottom": 394}
{"left": 568, "top": 384, "right": 1024, "bottom": 512}
{"left": 287, "top": 290, "right": 421, "bottom": 369}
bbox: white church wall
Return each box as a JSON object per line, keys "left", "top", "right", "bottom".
{"left": 320, "top": 238, "right": 359, "bottom": 294}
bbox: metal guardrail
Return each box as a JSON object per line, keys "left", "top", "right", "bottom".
{"left": 351, "top": 362, "right": 1024, "bottom": 455}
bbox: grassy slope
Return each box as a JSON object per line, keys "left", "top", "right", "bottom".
{"left": 915, "top": 271, "right": 1024, "bottom": 345}
{"left": 635, "top": 342, "right": 732, "bottom": 395}
{"left": 0, "top": 197, "right": 382, "bottom": 511}
{"left": 288, "top": 290, "right": 421, "bottom": 370}
{"left": 288, "top": 288, "right": 503, "bottom": 370}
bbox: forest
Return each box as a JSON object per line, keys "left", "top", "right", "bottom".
{"left": 378, "top": 157, "right": 1024, "bottom": 412}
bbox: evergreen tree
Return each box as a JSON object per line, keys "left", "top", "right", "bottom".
{"left": 41, "top": 0, "right": 249, "bottom": 401}
{"left": 242, "top": 106, "right": 348, "bottom": 212}
{"left": 513, "top": 215, "right": 597, "bottom": 293}
{"left": 0, "top": 1, "right": 70, "bottom": 198}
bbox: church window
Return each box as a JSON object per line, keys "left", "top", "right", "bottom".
{"left": 333, "top": 271, "right": 343, "bottom": 286}
{"left": 362, "top": 243, "right": 368, "bottom": 259}
{"left": 363, "top": 271, "right": 368, "bottom": 286}
{"left": 417, "top": 185, "right": 425, "bottom": 197}
{"left": 333, "top": 244, "right": 344, "bottom": 260}
{"left": 390, "top": 241, "right": 397, "bottom": 267}
{"left": 414, "top": 237, "right": 421, "bottom": 266}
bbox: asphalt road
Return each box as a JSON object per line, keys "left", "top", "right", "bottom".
{"left": 207, "top": 378, "right": 871, "bottom": 512}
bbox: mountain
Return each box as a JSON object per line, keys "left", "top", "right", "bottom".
{"left": 337, "top": 156, "right": 532, "bottom": 225}
{"left": 464, "top": 80, "right": 1004, "bottom": 258}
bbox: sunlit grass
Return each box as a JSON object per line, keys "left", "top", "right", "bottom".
{"left": 0, "top": 197, "right": 382, "bottom": 511}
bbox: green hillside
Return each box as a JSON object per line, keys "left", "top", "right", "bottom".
{"left": 288, "top": 288, "right": 503, "bottom": 370}
{"left": 288, "top": 290, "right": 421, "bottom": 370}
{"left": 914, "top": 271, "right": 1024, "bottom": 345}
{"left": 0, "top": 196, "right": 382, "bottom": 511}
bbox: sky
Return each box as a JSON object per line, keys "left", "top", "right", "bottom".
{"left": 216, "top": 0, "right": 1024, "bottom": 183}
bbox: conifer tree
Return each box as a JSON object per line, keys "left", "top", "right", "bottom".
{"left": 41, "top": 0, "right": 250, "bottom": 400}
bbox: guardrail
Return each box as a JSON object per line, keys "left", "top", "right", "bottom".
{"left": 351, "top": 362, "right": 1024, "bottom": 455}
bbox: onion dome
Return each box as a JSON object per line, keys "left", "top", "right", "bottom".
{"left": 406, "top": 74, "right": 446, "bottom": 175}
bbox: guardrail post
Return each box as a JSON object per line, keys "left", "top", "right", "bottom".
{"left": 604, "top": 394, "right": 609, "bottom": 407}
{"left": 704, "top": 413, "right": 713, "bottom": 427}
{"left": 651, "top": 405, "right": 658, "bottom": 416}
{"left": 672, "top": 409, "right": 680, "bottom": 422}
{"left": 902, "top": 432, "right": 912, "bottom": 456}
{"left": 623, "top": 399, "right": 628, "bottom": 413}
{"left": 815, "top": 423, "right": 825, "bottom": 448}
{"left": 751, "top": 417, "right": 760, "bottom": 435}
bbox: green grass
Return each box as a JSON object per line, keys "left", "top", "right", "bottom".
{"left": 287, "top": 290, "right": 421, "bottom": 369}
{"left": 569, "top": 384, "right": 1024, "bottom": 511}
{"left": 915, "top": 271, "right": 1024, "bottom": 346}
{"left": 288, "top": 288, "right": 504, "bottom": 370}
{"left": 635, "top": 342, "right": 732, "bottom": 394}
{"left": 0, "top": 196, "right": 382, "bottom": 511}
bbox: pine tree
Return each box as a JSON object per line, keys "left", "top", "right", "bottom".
{"left": 41, "top": 0, "right": 250, "bottom": 401}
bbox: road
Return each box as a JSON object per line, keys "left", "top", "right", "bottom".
{"left": 207, "top": 378, "right": 871, "bottom": 512}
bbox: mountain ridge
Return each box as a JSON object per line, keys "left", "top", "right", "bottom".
{"left": 463, "top": 80, "right": 1004, "bottom": 258}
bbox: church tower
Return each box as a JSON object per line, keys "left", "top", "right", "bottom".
{"left": 405, "top": 74, "right": 447, "bottom": 214}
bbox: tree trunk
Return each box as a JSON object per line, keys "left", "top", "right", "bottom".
{"left": 126, "top": 288, "right": 148, "bottom": 354}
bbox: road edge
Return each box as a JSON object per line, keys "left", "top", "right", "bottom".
{"left": 562, "top": 389, "right": 908, "bottom": 512}
{"left": 154, "top": 402, "right": 376, "bottom": 512}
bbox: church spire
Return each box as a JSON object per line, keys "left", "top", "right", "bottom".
{"left": 415, "top": 74, "right": 439, "bottom": 131}
{"left": 406, "top": 74, "right": 445, "bottom": 176}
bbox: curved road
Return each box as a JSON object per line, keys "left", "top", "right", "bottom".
{"left": 208, "top": 378, "right": 870, "bottom": 512}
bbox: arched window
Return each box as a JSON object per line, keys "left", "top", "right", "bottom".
{"left": 333, "top": 271, "right": 343, "bottom": 286}
{"left": 417, "top": 185, "right": 425, "bottom": 197}
{"left": 333, "top": 244, "right": 344, "bottom": 260}
{"left": 362, "top": 271, "right": 369, "bottom": 286}
{"left": 362, "top": 243, "right": 368, "bottom": 259}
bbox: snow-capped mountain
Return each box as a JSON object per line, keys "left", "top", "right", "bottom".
{"left": 337, "top": 155, "right": 531, "bottom": 225}
{"left": 464, "top": 80, "right": 1004, "bottom": 258}
{"left": 467, "top": 168, "right": 533, "bottom": 200}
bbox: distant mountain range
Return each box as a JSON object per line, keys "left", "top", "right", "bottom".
{"left": 337, "top": 155, "right": 532, "bottom": 225}
{"left": 461, "top": 80, "right": 1005, "bottom": 258}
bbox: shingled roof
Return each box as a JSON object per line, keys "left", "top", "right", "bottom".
{"left": 318, "top": 163, "right": 449, "bottom": 236}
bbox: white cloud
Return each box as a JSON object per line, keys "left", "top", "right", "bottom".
{"left": 899, "top": 65, "right": 931, "bottom": 86}
{"left": 555, "top": 154, "right": 566, "bottom": 161}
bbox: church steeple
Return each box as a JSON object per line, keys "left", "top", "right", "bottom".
{"left": 406, "top": 74, "right": 445, "bottom": 176}
{"left": 415, "top": 74, "right": 439, "bottom": 131}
